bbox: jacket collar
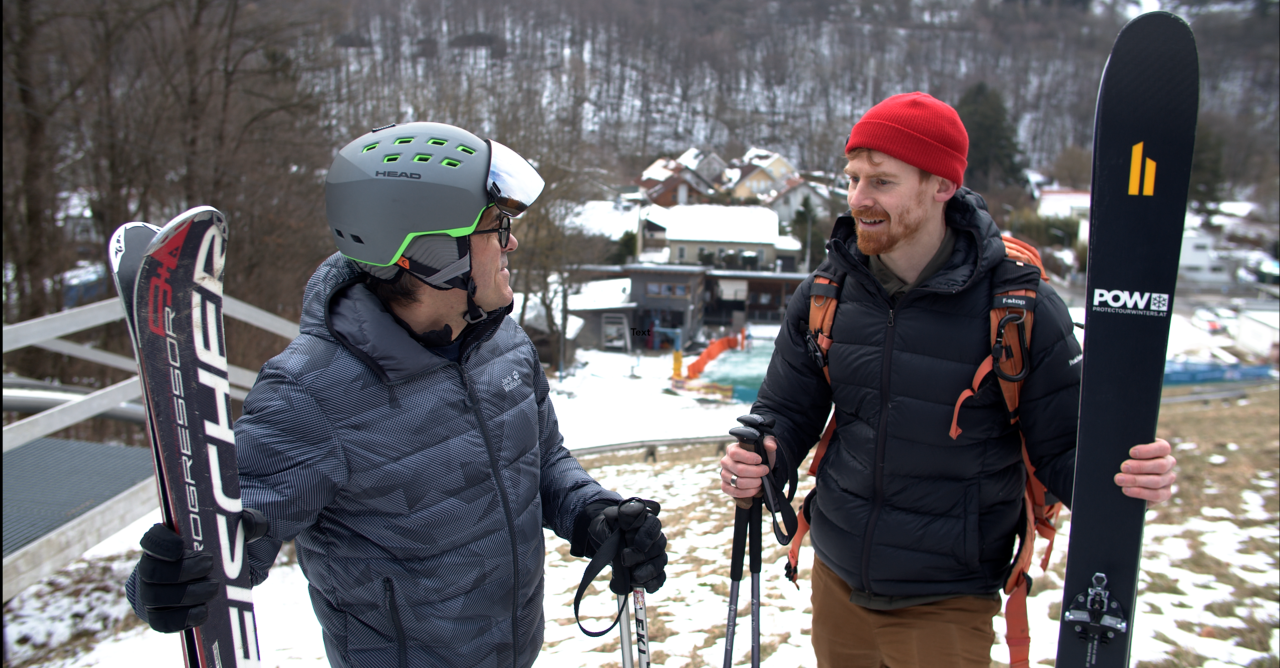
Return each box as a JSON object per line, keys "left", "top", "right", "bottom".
{"left": 300, "top": 253, "right": 509, "bottom": 385}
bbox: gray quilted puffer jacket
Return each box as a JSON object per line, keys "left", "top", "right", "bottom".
{"left": 132, "top": 253, "right": 618, "bottom": 668}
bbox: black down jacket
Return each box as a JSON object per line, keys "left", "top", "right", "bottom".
{"left": 130, "top": 253, "right": 618, "bottom": 668}
{"left": 756, "top": 188, "right": 1081, "bottom": 599}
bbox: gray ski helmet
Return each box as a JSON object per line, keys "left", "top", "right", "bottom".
{"left": 324, "top": 121, "right": 544, "bottom": 290}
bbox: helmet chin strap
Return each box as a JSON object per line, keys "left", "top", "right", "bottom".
{"left": 463, "top": 277, "right": 486, "bottom": 324}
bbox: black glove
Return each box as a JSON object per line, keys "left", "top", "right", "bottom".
{"left": 586, "top": 498, "right": 668, "bottom": 594}
{"left": 135, "top": 523, "right": 218, "bottom": 633}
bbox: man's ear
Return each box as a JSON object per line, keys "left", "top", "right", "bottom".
{"left": 933, "top": 176, "right": 958, "bottom": 202}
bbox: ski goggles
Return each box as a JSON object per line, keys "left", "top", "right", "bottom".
{"left": 486, "top": 140, "right": 544, "bottom": 218}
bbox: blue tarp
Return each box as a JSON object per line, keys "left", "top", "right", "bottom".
{"left": 1162, "top": 361, "right": 1275, "bottom": 385}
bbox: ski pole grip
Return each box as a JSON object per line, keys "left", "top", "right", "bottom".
{"left": 729, "top": 426, "right": 763, "bottom": 510}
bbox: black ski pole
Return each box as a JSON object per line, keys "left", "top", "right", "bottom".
{"left": 749, "top": 496, "right": 762, "bottom": 668}
{"left": 619, "top": 593, "right": 634, "bottom": 668}
{"left": 723, "top": 496, "right": 750, "bottom": 668}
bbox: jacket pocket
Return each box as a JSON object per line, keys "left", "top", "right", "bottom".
{"left": 383, "top": 577, "right": 408, "bottom": 668}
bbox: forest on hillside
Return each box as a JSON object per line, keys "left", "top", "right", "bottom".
{"left": 4, "top": 0, "right": 1277, "bottom": 419}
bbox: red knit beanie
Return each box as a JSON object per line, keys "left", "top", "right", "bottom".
{"left": 845, "top": 92, "right": 969, "bottom": 187}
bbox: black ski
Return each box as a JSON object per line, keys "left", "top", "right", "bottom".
{"left": 130, "top": 207, "right": 262, "bottom": 668}
{"left": 1056, "top": 11, "right": 1198, "bottom": 667}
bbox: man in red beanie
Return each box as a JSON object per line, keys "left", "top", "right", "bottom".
{"left": 718, "top": 92, "right": 1176, "bottom": 666}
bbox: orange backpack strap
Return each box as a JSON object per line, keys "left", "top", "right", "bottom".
{"left": 787, "top": 273, "right": 844, "bottom": 586}
{"left": 1005, "top": 573, "right": 1033, "bottom": 668}
{"left": 948, "top": 239, "right": 1045, "bottom": 438}
{"left": 806, "top": 273, "right": 842, "bottom": 383}
{"left": 947, "top": 238, "right": 1063, "bottom": 668}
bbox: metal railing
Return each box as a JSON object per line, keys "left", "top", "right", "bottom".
{"left": 2, "top": 295, "right": 298, "bottom": 602}
{"left": 2, "top": 296, "right": 299, "bottom": 453}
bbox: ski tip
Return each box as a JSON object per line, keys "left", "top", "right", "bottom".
{"left": 108, "top": 223, "right": 160, "bottom": 273}
{"left": 144, "top": 206, "right": 227, "bottom": 257}
{"left": 1122, "top": 9, "right": 1196, "bottom": 41}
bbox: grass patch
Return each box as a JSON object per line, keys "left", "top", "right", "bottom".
{"left": 1142, "top": 571, "right": 1187, "bottom": 595}
{"left": 1135, "top": 632, "right": 1208, "bottom": 667}
{"left": 1205, "top": 600, "right": 1238, "bottom": 617}
{"left": 1155, "top": 384, "right": 1280, "bottom": 526}
{"left": 759, "top": 632, "right": 790, "bottom": 662}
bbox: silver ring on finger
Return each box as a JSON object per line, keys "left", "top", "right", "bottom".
{"left": 729, "top": 474, "right": 739, "bottom": 488}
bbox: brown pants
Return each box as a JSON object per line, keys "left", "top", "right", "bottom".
{"left": 810, "top": 556, "right": 1000, "bottom": 668}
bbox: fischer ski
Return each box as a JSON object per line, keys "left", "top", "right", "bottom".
{"left": 1056, "top": 11, "right": 1198, "bottom": 667}
{"left": 109, "top": 221, "right": 204, "bottom": 663}
{"left": 124, "top": 207, "right": 265, "bottom": 667}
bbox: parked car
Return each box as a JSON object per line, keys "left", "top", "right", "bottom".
{"left": 1191, "top": 308, "right": 1224, "bottom": 334}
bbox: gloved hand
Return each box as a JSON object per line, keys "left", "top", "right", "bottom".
{"left": 587, "top": 498, "right": 668, "bottom": 594}
{"left": 134, "top": 523, "right": 218, "bottom": 633}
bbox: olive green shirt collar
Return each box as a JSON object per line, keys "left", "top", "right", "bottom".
{"left": 869, "top": 225, "right": 956, "bottom": 303}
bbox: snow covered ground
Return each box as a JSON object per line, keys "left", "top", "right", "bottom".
{"left": 4, "top": 347, "right": 1278, "bottom": 667}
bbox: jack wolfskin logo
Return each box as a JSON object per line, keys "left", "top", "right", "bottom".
{"left": 501, "top": 370, "right": 521, "bottom": 392}
{"left": 1092, "top": 289, "right": 1170, "bottom": 316}
{"left": 1128, "top": 142, "right": 1156, "bottom": 196}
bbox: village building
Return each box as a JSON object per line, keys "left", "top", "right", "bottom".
{"left": 637, "top": 204, "right": 802, "bottom": 272}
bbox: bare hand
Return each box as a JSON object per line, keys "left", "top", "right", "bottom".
{"left": 1113, "top": 438, "right": 1176, "bottom": 505}
{"left": 719, "top": 435, "right": 778, "bottom": 500}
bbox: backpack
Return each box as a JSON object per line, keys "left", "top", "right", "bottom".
{"left": 783, "top": 236, "right": 1062, "bottom": 668}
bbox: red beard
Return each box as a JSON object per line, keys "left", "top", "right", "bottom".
{"left": 852, "top": 195, "right": 929, "bottom": 256}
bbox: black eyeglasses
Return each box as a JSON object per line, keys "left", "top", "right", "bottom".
{"left": 470, "top": 212, "right": 511, "bottom": 248}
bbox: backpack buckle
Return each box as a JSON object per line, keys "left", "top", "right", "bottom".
{"left": 805, "top": 331, "right": 827, "bottom": 369}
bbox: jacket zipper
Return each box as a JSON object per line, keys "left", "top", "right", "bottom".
{"left": 456, "top": 364, "right": 522, "bottom": 667}
{"left": 860, "top": 307, "right": 895, "bottom": 593}
{"left": 383, "top": 577, "right": 408, "bottom": 668}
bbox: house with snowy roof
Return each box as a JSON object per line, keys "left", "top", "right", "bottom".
{"left": 636, "top": 148, "right": 726, "bottom": 207}
{"left": 724, "top": 148, "right": 798, "bottom": 201}
{"left": 1037, "top": 186, "right": 1092, "bottom": 244}
{"left": 637, "top": 204, "right": 803, "bottom": 271}
{"left": 762, "top": 175, "right": 837, "bottom": 226}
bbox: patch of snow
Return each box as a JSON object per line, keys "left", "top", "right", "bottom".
{"left": 569, "top": 278, "right": 634, "bottom": 311}
{"left": 565, "top": 201, "right": 640, "bottom": 241}
{"left": 643, "top": 205, "right": 784, "bottom": 246}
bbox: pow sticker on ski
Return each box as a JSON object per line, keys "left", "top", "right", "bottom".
{"left": 134, "top": 206, "right": 261, "bottom": 668}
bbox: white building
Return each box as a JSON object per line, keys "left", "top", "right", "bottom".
{"left": 1037, "top": 187, "right": 1091, "bottom": 244}
{"left": 1179, "top": 228, "right": 1231, "bottom": 285}
{"left": 1236, "top": 308, "right": 1279, "bottom": 360}
{"left": 638, "top": 204, "right": 802, "bottom": 271}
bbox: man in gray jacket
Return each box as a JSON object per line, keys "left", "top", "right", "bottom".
{"left": 126, "top": 122, "right": 667, "bottom": 667}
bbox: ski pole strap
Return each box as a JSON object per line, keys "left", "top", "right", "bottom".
{"left": 573, "top": 530, "right": 628, "bottom": 637}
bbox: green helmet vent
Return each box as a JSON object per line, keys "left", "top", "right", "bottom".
{"left": 457, "top": 145, "right": 476, "bottom": 155}
{"left": 427, "top": 138, "right": 448, "bottom": 146}
{"left": 394, "top": 137, "right": 414, "bottom": 145}
{"left": 413, "top": 154, "right": 432, "bottom": 163}
{"left": 441, "top": 158, "right": 462, "bottom": 168}
{"left": 362, "top": 143, "right": 379, "bottom": 153}
{"left": 383, "top": 154, "right": 401, "bottom": 163}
